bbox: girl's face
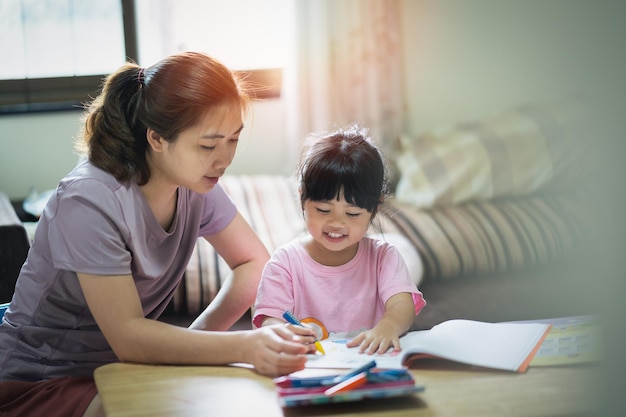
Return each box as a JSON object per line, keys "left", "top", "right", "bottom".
{"left": 302, "top": 194, "right": 373, "bottom": 266}
{"left": 150, "top": 103, "right": 243, "bottom": 194}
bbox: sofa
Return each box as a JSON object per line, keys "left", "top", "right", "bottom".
{"left": 164, "top": 178, "right": 593, "bottom": 331}
{"left": 164, "top": 100, "right": 598, "bottom": 330}
{"left": 1, "top": 100, "right": 597, "bottom": 330}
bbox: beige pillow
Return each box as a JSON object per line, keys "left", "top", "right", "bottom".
{"left": 395, "top": 101, "right": 591, "bottom": 208}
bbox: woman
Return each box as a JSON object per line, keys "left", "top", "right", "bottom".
{"left": 0, "top": 52, "right": 314, "bottom": 417}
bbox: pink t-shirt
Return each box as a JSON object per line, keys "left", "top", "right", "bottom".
{"left": 253, "top": 237, "right": 425, "bottom": 334}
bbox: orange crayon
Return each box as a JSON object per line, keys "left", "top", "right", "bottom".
{"left": 324, "top": 371, "right": 368, "bottom": 396}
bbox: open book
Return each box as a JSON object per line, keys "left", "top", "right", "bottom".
{"left": 514, "top": 315, "right": 602, "bottom": 366}
{"left": 305, "top": 319, "right": 551, "bottom": 373}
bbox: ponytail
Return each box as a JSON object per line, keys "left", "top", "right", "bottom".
{"left": 76, "top": 52, "right": 251, "bottom": 184}
{"left": 77, "top": 64, "right": 145, "bottom": 182}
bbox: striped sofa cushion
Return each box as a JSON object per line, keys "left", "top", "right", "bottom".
{"left": 378, "top": 193, "right": 589, "bottom": 282}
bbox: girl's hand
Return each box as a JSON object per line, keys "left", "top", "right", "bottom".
{"left": 347, "top": 293, "right": 415, "bottom": 355}
{"left": 241, "top": 324, "right": 316, "bottom": 377}
{"left": 346, "top": 324, "right": 402, "bottom": 355}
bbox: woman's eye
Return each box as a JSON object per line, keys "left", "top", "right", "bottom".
{"left": 201, "top": 145, "right": 216, "bottom": 151}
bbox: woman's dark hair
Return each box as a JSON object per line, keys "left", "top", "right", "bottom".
{"left": 298, "top": 124, "right": 389, "bottom": 217}
{"left": 76, "top": 51, "right": 252, "bottom": 185}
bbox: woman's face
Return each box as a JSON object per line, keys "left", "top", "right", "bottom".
{"left": 150, "top": 103, "right": 243, "bottom": 194}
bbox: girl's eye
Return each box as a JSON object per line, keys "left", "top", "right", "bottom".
{"left": 347, "top": 212, "right": 361, "bottom": 217}
{"left": 316, "top": 208, "right": 330, "bottom": 214}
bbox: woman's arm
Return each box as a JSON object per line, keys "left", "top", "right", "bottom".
{"left": 77, "top": 272, "right": 313, "bottom": 377}
{"left": 190, "top": 212, "right": 270, "bottom": 331}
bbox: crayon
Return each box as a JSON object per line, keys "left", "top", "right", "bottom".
{"left": 324, "top": 371, "right": 368, "bottom": 396}
{"left": 282, "top": 311, "right": 326, "bottom": 355}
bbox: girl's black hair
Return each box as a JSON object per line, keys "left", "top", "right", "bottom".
{"left": 298, "top": 124, "right": 389, "bottom": 216}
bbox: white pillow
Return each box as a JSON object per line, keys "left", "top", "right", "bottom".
{"left": 369, "top": 232, "right": 423, "bottom": 287}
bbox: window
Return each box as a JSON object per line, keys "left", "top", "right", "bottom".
{"left": 0, "top": 0, "right": 290, "bottom": 114}
{"left": 134, "top": 0, "right": 292, "bottom": 99}
{"left": 0, "top": 0, "right": 135, "bottom": 113}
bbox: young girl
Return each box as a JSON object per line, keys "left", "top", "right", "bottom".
{"left": 0, "top": 52, "right": 314, "bottom": 417}
{"left": 253, "top": 125, "right": 426, "bottom": 355}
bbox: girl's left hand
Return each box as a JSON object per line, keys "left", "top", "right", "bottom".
{"left": 346, "top": 325, "right": 402, "bottom": 355}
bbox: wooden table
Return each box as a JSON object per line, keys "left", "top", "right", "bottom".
{"left": 94, "top": 362, "right": 600, "bottom": 417}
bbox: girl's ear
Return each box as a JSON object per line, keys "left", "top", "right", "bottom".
{"left": 146, "top": 128, "right": 164, "bottom": 152}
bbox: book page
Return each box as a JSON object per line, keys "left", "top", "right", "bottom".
{"left": 305, "top": 337, "right": 404, "bottom": 369}
{"left": 304, "top": 319, "right": 551, "bottom": 372}
{"left": 399, "top": 320, "right": 550, "bottom": 372}
{"left": 515, "top": 316, "right": 603, "bottom": 366}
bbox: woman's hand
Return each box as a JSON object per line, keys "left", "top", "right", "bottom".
{"left": 260, "top": 317, "right": 319, "bottom": 354}
{"left": 241, "top": 324, "right": 317, "bottom": 377}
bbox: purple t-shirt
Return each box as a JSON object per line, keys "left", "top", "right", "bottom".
{"left": 0, "top": 160, "right": 237, "bottom": 381}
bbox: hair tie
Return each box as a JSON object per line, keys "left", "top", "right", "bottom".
{"left": 137, "top": 68, "right": 145, "bottom": 88}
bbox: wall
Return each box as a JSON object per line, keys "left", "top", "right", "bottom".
{"left": 0, "top": 111, "right": 82, "bottom": 200}
{"left": 400, "top": 0, "right": 625, "bottom": 136}
{"left": 0, "top": 99, "right": 287, "bottom": 200}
